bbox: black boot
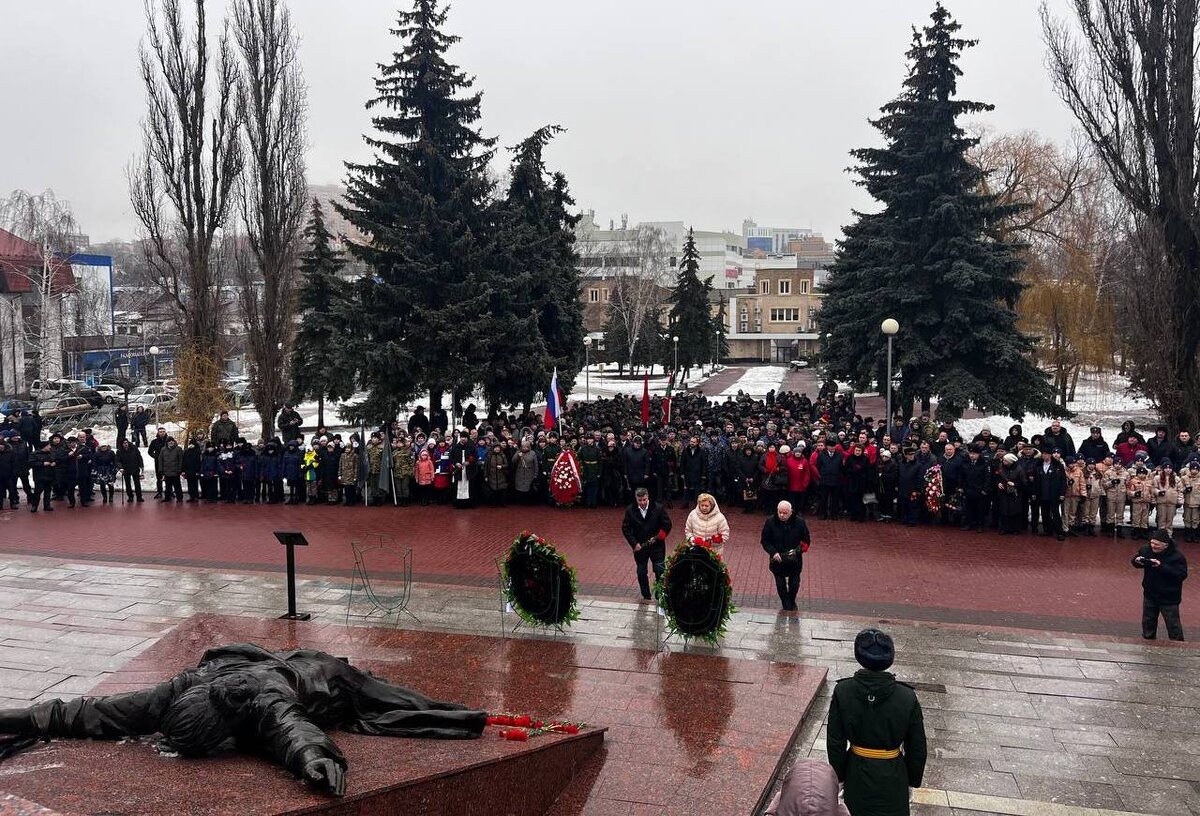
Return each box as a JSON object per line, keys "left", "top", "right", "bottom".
{"left": 1116, "top": 526, "right": 1125, "bottom": 539}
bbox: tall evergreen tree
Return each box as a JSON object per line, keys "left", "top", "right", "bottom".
{"left": 290, "top": 198, "right": 357, "bottom": 414}
{"left": 818, "top": 4, "right": 1059, "bottom": 421}
{"left": 482, "top": 125, "right": 584, "bottom": 410}
{"left": 336, "top": 0, "right": 495, "bottom": 424}
{"left": 668, "top": 228, "right": 714, "bottom": 378}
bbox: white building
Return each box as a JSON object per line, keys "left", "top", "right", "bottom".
{"left": 742, "top": 218, "right": 814, "bottom": 255}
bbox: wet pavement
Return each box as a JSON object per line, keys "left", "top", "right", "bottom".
{"left": 0, "top": 556, "right": 1194, "bottom": 814}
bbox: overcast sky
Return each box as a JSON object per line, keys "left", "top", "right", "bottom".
{"left": 0, "top": 1, "right": 1079, "bottom": 244}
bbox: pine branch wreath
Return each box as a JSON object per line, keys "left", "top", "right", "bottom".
{"left": 655, "top": 541, "right": 736, "bottom": 646}
{"left": 502, "top": 531, "right": 580, "bottom": 628}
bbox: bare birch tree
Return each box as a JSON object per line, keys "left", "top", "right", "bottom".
{"left": 585, "top": 224, "right": 672, "bottom": 374}
{"left": 230, "top": 0, "right": 307, "bottom": 434}
{"left": 0, "top": 189, "right": 81, "bottom": 385}
{"left": 130, "top": 0, "right": 242, "bottom": 415}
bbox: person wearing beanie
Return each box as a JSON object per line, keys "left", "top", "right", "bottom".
{"left": 1126, "top": 463, "right": 1154, "bottom": 540}
{"left": 1132, "top": 529, "right": 1188, "bottom": 641}
{"left": 827, "top": 628, "right": 927, "bottom": 815}
{"left": 996, "top": 452, "right": 1026, "bottom": 535}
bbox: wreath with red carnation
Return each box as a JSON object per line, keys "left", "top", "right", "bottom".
{"left": 654, "top": 540, "right": 736, "bottom": 646}
{"left": 502, "top": 531, "right": 580, "bottom": 628}
{"left": 549, "top": 449, "right": 582, "bottom": 506}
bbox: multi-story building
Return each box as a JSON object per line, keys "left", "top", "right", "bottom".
{"left": 719, "top": 266, "right": 823, "bottom": 362}
{"left": 742, "top": 218, "right": 814, "bottom": 256}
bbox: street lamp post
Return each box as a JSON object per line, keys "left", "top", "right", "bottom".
{"left": 881, "top": 318, "right": 899, "bottom": 428}
{"left": 148, "top": 345, "right": 160, "bottom": 384}
{"left": 672, "top": 335, "right": 679, "bottom": 382}
{"left": 585, "top": 340, "right": 590, "bottom": 402}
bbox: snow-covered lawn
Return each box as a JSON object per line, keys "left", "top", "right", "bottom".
{"left": 721, "top": 365, "right": 787, "bottom": 397}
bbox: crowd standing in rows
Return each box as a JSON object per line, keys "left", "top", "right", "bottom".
{"left": 2, "top": 392, "right": 1200, "bottom": 542}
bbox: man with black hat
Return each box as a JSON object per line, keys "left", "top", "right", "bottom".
{"left": 1132, "top": 529, "right": 1188, "bottom": 641}
{"left": 620, "top": 487, "right": 673, "bottom": 600}
{"left": 1033, "top": 446, "right": 1068, "bottom": 541}
{"left": 827, "top": 628, "right": 927, "bottom": 816}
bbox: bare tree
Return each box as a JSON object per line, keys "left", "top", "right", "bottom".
{"left": 581, "top": 224, "right": 672, "bottom": 374}
{"left": 1043, "top": 0, "right": 1200, "bottom": 430}
{"left": 130, "top": 0, "right": 242, "bottom": 408}
{"left": 0, "top": 189, "right": 81, "bottom": 388}
{"left": 230, "top": 0, "right": 307, "bottom": 434}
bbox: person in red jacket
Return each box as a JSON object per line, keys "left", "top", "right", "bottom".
{"left": 785, "top": 444, "right": 812, "bottom": 514}
{"left": 1115, "top": 434, "right": 1149, "bottom": 466}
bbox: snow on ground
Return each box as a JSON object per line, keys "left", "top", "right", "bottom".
{"left": 721, "top": 365, "right": 787, "bottom": 397}
{"left": 576, "top": 364, "right": 720, "bottom": 399}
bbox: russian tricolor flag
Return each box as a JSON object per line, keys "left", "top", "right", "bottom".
{"left": 544, "top": 368, "right": 561, "bottom": 429}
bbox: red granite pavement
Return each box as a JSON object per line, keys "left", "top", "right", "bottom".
{"left": 0, "top": 499, "right": 1192, "bottom": 637}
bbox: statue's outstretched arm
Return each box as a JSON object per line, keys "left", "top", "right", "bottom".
{"left": 249, "top": 692, "right": 347, "bottom": 796}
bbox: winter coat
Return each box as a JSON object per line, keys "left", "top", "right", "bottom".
{"left": 511, "top": 449, "right": 539, "bottom": 492}
{"left": 1147, "top": 435, "right": 1173, "bottom": 467}
{"left": 130, "top": 410, "right": 149, "bottom": 431}
{"left": 235, "top": 447, "right": 258, "bottom": 481}
{"left": 316, "top": 446, "right": 340, "bottom": 484}
{"left": 115, "top": 407, "right": 129, "bottom": 433}
{"left": 391, "top": 446, "right": 414, "bottom": 480}
{"left": 760, "top": 514, "right": 811, "bottom": 566}
{"left": 277, "top": 408, "right": 303, "bottom": 442}
{"left": 962, "top": 457, "right": 991, "bottom": 497}
{"left": 622, "top": 445, "right": 652, "bottom": 486}
{"left": 182, "top": 443, "right": 202, "bottom": 476}
{"left": 815, "top": 450, "right": 843, "bottom": 486}
{"left": 996, "top": 463, "right": 1025, "bottom": 516}
{"left": 0, "top": 446, "right": 14, "bottom": 480}
{"left": 736, "top": 448, "right": 760, "bottom": 486}
{"left": 92, "top": 450, "right": 117, "bottom": 484}
{"left": 897, "top": 458, "right": 924, "bottom": 499}
{"left": 1033, "top": 459, "right": 1067, "bottom": 502}
{"left": 1182, "top": 469, "right": 1200, "bottom": 508}
{"left": 339, "top": 447, "right": 362, "bottom": 487}
{"left": 1127, "top": 473, "right": 1153, "bottom": 505}
{"left": 842, "top": 453, "right": 872, "bottom": 494}
{"left": 201, "top": 450, "right": 220, "bottom": 479}
{"left": 1065, "top": 465, "right": 1088, "bottom": 499}
{"left": 683, "top": 497, "right": 731, "bottom": 556}
{"left": 218, "top": 449, "right": 238, "bottom": 478}
{"left": 827, "top": 670, "right": 927, "bottom": 816}
{"left": 877, "top": 458, "right": 898, "bottom": 495}
{"left": 117, "top": 445, "right": 144, "bottom": 477}
{"left": 1151, "top": 472, "right": 1179, "bottom": 506}
{"left": 158, "top": 443, "right": 185, "bottom": 478}
{"left": 765, "top": 760, "right": 850, "bottom": 816}
{"left": 1115, "top": 440, "right": 1148, "bottom": 466}
{"left": 18, "top": 414, "right": 41, "bottom": 443}
{"left": 1171, "top": 439, "right": 1197, "bottom": 471}
{"left": 785, "top": 453, "right": 812, "bottom": 493}
{"left": 577, "top": 442, "right": 601, "bottom": 485}
{"left": 415, "top": 451, "right": 435, "bottom": 486}
{"left": 1078, "top": 435, "right": 1111, "bottom": 464}
{"left": 485, "top": 451, "right": 509, "bottom": 491}
{"left": 1042, "top": 427, "right": 1076, "bottom": 457}
{"left": 210, "top": 418, "right": 239, "bottom": 446}
{"left": 30, "top": 449, "right": 56, "bottom": 483}
{"left": 281, "top": 446, "right": 303, "bottom": 481}
{"left": 259, "top": 444, "right": 282, "bottom": 481}
{"left": 938, "top": 451, "right": 966, "bottom": 495}
{"left": 1132, "top": 541, "right": 1188, "bottom": 605}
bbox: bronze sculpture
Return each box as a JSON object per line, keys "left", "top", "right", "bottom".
{"left": 0, "top": 643, "right": 488, "bottom": 796}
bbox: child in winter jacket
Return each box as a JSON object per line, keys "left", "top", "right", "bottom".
{"left": 1153, "top": 460, "right": 1179, "bottom": 531}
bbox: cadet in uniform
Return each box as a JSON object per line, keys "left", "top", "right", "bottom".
{"left": 826, "top": 629, "right": 927, "bottom": 816}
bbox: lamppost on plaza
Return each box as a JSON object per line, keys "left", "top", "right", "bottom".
{"left": 148, "top": 345, "right": 159, "bottom": 384}
{"left": 713, "top": 328, "right": 720, "bottom": 371}
{"left": 585, "top": 339, "right": 590, "bottom": 402}
{"left": 881, "top": 318, "right": 899, "bottom": 427}
{"left": 672, "top": 335, "right": 679, "bottom": 381}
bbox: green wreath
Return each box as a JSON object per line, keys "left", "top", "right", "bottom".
{"left": 502, "top": 531, "right": 580, "bottom": 628}
{"left": 654, "top": 541, "right": 736, "bottom": 646}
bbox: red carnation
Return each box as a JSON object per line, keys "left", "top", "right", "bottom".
{"left": 692, "top": 536, "right": 706, "bottom": 546}
{"left": 487, "top": 715, "right": 512, "bottom": 726}
{"left": 504, "top": 729, "right": 529, "bottom": 741}
{"left": 711, "top": 533, "right": 723, "bottom": 544}
{"left": 563, "top": 724, "right": 580, "bottom": 734}
{"left": 513, "top": 714, "right": 532, "bottom": 727}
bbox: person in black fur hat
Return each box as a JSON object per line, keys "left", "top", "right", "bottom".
{"left": 826, "top": 629, "right": 927, "bottom": 816}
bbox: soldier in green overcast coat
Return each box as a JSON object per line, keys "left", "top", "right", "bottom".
{"left": 826, "top": 629, "right": 927, "bottom": 816}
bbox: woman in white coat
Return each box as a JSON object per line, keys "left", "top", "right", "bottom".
{"left": 684, "top": 492, "right": 731, "bottom": 557}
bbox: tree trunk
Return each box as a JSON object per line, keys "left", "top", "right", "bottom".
{"left": 1068, "top": 365, "right": 1081, "bottom": 403}
{"left": 429, "top": 389, "right": 442, "bottom": 414}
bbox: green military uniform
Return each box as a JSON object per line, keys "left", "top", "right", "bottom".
{"left": 826, "top": 669, "right": 927, "bottom": 816}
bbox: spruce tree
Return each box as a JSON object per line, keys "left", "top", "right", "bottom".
{"left": 668, "top": 228, "right": 714, "bottom": 379}
{"left": 483, "top": 126, "right": 584, "bottom": 410}
{"left": 818, "top": 3, "right": 1058, "bottom": 420}
{"left": 337, "top": 0, "right": 495, "bottom": 424}
{"left": 290, "top": 198, "right": 356, "bottom": 412}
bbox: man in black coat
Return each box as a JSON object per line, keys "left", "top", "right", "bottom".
{"left": 16, "top": 411, "right": 40, "bottom": 448}
{"left": 961, "top": 447, "right": 991, "bottom": 532}
{"left": 115, "top": 404, "right": 130, "bottom": 445}
{"left": 1042, "top": 420, "right": 1076, "bottom": 457}
{"left": 277, "top": 405, "right": 304, "bottom": 443}
{"left": 680, "top": 436, "right": 706, "bottom": 503}
{"left": 1033, "top": 447, "right": 1068, "bottom": 540}
{"left": 1077, "top": 426, "right": 1111, "bottom": 464}
{"left": 760, "top": 500, "right": 810, "bottom": 611}
{"left": 1132, "top": 529, "right": 1188, "bottom": 641}
{"left": 620, "top": 487, "right": 673, "bottom": 600}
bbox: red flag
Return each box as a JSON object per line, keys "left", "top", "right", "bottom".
{"left": 640, "top": 370, "right": 650, "bottom": 426}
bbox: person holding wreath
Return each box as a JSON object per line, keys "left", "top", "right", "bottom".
{"left": 761, "top": 500, "right": 809, "bottom": 611}
{"left": 621, "top": 487, "right": 673, "bottom": 601}
{"left": 684, "top": 492, "right": 731, "bottom": 557}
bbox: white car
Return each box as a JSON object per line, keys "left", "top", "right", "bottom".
{"left": 788, "top": 359, "right": 810, "bottom": 370}
{"left": 92, "top": 384, "right": 127, "bottom": 404}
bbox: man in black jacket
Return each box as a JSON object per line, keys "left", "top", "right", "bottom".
{"left": 1132, "top": 529, "right": 1188, "bottom": 641}
{"left": 961, "top": 446, "right": 991, "bottom": 532}
{"left": 1034, "top": 447, "right": 1068, "bottom": 540}
{"left": 761, "top": 500, "right": 810, "bottom": 611}
{"left": 620, "top": 487, "right": 673, "bottom": 600}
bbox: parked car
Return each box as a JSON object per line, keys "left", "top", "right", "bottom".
{"left": 128, "top": 385, "right": 171, "bottom": 400}
{"left": 37, "top": 396, "right": 95, "bottom": 424}
{"left": 29, "top": 378, "right": 85, "bottom": 400}
{"left": 0, "top": 398, "right": 35, "bottom": 417}
{"left": 92, "top": 384, "right": 127, "bottom": 404}
{"left": 128, "top": 393, "right": 176, "bottom": 420}
{"left": 788, "top": 359, "right": 810, "bottom": 371}
{"left": 68, "top": 387, "right": 107, "bottom": 409}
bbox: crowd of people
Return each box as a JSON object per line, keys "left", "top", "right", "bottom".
{"left": 1, "top": 390, "right": 1199, "bottom": 542}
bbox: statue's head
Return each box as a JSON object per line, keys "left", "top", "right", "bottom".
{"left": 160, "top": 673, "right": 263, "bottom": 757}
